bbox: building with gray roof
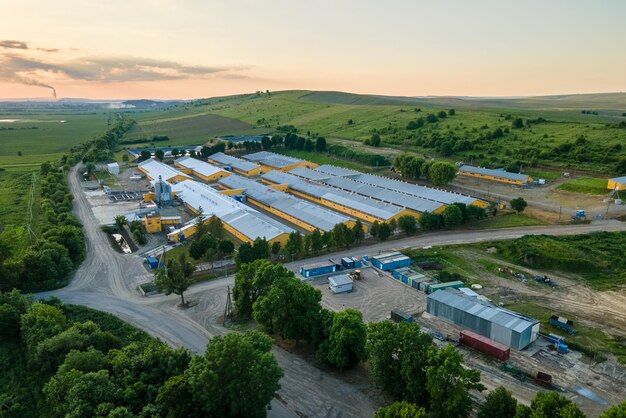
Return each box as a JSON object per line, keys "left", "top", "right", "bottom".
{"left": 458, "top": 165, "right": 532, "bottom": 185}
{"left": 427, "top": 288, "right": 540, "bottom": 349}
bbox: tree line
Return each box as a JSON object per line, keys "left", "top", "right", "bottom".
{"left": 393, "top": 153, "right": 458, "bottom": 186}
{"left": 0, "top": 291, "right": 283, "bottom": 418}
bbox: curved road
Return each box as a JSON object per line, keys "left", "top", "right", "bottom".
{"left": 39, "top": 166, "right": 626, "bottom": 418}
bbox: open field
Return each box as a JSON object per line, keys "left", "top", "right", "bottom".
{"left": 0, "top": 167, "right": 39, "bottom": 228}
{"left": 556, "top": 177, "right": 610, "bottom": 195}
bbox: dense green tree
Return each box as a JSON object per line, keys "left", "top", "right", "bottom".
{"left": 332, "top": 223, "right": 353, "bottom": 248}
{"left": 367, "top": 321, "right": 434, "bottom": 404}
{"left": 296, "top": 136, "right": 305, "bottom": 150}
{"left": 206, "top": 216, "right": 225, "bottom": 239}
{"left": 352, "top": 220, "right": 365, "bottom": 244}
{"left": 253, "top": 275, "right": 322, "bottom": 342}
{"left": 252, "top": 237, "right": 270, "bottom": 260}
{"left": 437, "top": 110, "right": 448, "bottom": 119}
{"left": 370, "top": 220, "right": 380, "bottom": 238}
{"left": 158, "top": 331, "right": 282, "bottom": 418}
{"left": 393, "top": 154, "right": 424, "bottom": 179}
{"left": 271, "top": 241, "right": 281, "bottom": 255}
{"left": 600, "top": 402, "right": 626, "bottom": 417}
{"left": 427, "top": 162, "right": 457, "bottom": 186}
{"left": 58, "top": 347, "right": 109, "bottom": 375}
{"left": 398, "top": 215, "right": 418, "bottom": 236}
{"left": 21, "top": 241, "right": 74, "bottom": 289}
{"left": 443, "top": 205, "right": 463, "bottom": 228}
{"left": 261, "top": 136, "right": 272, "bottom": 150}
{"left": 478, "top": 386, "right": 517, "bottom": 418}
{"left": 233, "top": 260, "right": 289, "bottom": 319}
{"left": 154, "top": 253, "right": 193, "bottom": 306}
{"left": 85, "top": 162, "right": 96, "bottom": 175}
{"left": 389, "top": 218, "right": 398, "bottom": 234}
{"left": 139, "top": 150, "right": 151, "bottom": 162}
{"left": 315, "top": 137, "right": 327, "bottom": 152}
{"left": 310, "top": 228, "right": 324, "bottom": 254}
{"left": 189, "top": 234, "right": 217, "bottom": 260}
{"left": 114, "top": 215, "right": 127, "bottom": 232}
{"left": 512, "top": 118, "right": 524, "bottom": 129}
{"left": 218, "top": 239, "right": 235, "bottom": 256}
{"left": 526, "top": 391, "right": 585, "bottom": 418}
{"left": 155, "top": 149, "right": 165, "bottom": 161}
{"left": 370, "top": 133, "right": 382, "bottom": 147}
{"left": 235, "top": 242, "right": 255, "bottom": 266}
{"left": 284, "top": 231, "right": 303, "bottom": 258}
{"left": 378, "top": 222, "right": 392, "bottom": 241}
{"left": 448, "top": 109, "right": 456, "bottom": 116}
{"left": 0, "top": 289, "right": 30, "bottom": 338}
{"left": 374, "top": 402, "right": 428, "bottom": 418}
{"left": 427, "top": 345, "right": 485, "bottom": 418}
{"left": 510, "top": 197, "right": 528, "bottom": 214}
{"left": 304, "top": 138, "right": 315, "bottom": 151}
{"left": 317, "top": 309, "right": 367, "bottom": 370}
{"left": 20, "top": 302, "right": 70, "bottom": 357}
{"left": 426, "top": 114, "right": 439, "bottom": 123}
{"left": 194, "top": 207, "right": 209, "bottom": 237}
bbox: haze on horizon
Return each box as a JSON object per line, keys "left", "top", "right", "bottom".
{"left": 1, "top": 0, "right": 625, "bottom": 100}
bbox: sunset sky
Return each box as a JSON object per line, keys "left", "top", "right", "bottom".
{"left": 1, "top": 0, "right": 625, "bottom": 100}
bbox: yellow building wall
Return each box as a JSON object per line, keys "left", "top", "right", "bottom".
{"left": 608, "top": 179, "right": 626, "bottom": 191}
{"left": 268, "top": 183, "right": 290, "bottom": 192}
{"left": 268, "top": 232, "right": 290, "bottom": 247}
{"left": 459, "top": 171, "right": 532, "bottom": 185}
{"left": 218, "top": 188, "right": 246, "bottom": 196}
{"left": 470, "top": 200, "right": 490, "bottom": 208}
{"left": 160, "top": 218, "right": 180, "bottom": 225}
{"left": 143, "top": 192, "right": 156, "bottom": 202}
{"left": 144, "top": 216, "right": 162, "bottom": 233}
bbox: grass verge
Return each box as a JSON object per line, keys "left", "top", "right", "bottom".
{"left": 556, "top": 177, "right": 608, "bottom": 195}
{"left": 468, "top": 213, "right": 549, "bottom": 229}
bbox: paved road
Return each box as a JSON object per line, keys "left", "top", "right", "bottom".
{"left": 38, "top": 166, "right": 626, "bottom": 417}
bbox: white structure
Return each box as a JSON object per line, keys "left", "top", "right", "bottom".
{"left": 106, "top": 162, "right": 120, "bottom": 175}
{"left": 138, "top": 159, "right": 191, "bottom": 185}
{"left": 328, "top": 274, "right": 353, "bottom": 294}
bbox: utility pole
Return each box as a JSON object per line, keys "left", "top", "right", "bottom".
{"left": 223, "top": 286, "right": 233, "bottom": 325}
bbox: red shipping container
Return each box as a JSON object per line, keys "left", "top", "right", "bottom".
{"left": 460, "top": 330, "right": 510, "bottom": 361}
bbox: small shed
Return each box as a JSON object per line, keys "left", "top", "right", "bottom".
{"left": 107, "top": 162, "right": 120, "bottom": 175}
{"left": 328, "top": 274, "right": 353, "bottom": 294}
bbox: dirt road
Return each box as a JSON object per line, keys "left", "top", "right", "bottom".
{"left": 38, "top": 166, "right": 626, "bottom": 417}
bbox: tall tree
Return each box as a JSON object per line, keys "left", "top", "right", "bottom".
{"left": 443, "top": 205, "right": 463, "bottom": 228}
{"left": 158, "top": 331, "right": 283, "bottom": 418}
{"left": 233, "top": 260, "right": 289, "bottom": 319}
{"left": 0, "top": 290, "right": 31, "bottom": 338}
{"left": 252, "top": 237, "right": 270, "bottom": 260}
{"left": 427, "top": 162, "right": 457, "bottom": 186}
{"left": 510, "top": 197, "right": 528, "bottom": 214}
{"left": 478, "top": 386, "right": 517, "bottom": 418}
{"left": 370, "top": 220, "right": 380, "bottom": 238}
{"left": 527, "top": 392, "right": 585, "bottom": 418}
{"left": 155, "top": 149, "right": 165, "bottom": 161}
{"left": 310, "top": 229, "right": 324, "bottom": 254}
{"left": 374, "top": 402, "right": 428, "bottom": 418}
{"left": 317, "top": 309, "right": 367, "bottom": 370}
{"left": 352, "top": 220, "right": 365, "bottom": 244}
{"left": 315, "top": 137, "right": 327, "bottom": 152}
{"left": 398, "top": 215, "right": 418, "bottom": 236}
{"left": 427, "top": 345, "right": 485, "bottom": 418}
{"left": 378, "top": 222, "right": 392, "bottom": 241}
{"left": 284, "top": 232, "right": 303, "bottom": 258}
{"left": 154, "top": 253, "right": 193, "bottom": 306}
{"left": 261, "top": 136, "right": 272, "bottom": 150}
{"left": 206, "top": 216, "right": 224, "bottom": 239}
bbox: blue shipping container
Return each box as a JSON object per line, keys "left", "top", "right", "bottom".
{"left": 401, "top": 277, "right": 408, "bottom": 284}
{"left": 411, "top": 280, "right": 420, "bottom": 289}
{"left": 146, "top": 256, "right": 159, "bottom": 270}
{"left": 300, "top": 262, "right": 337, "bottom": 278}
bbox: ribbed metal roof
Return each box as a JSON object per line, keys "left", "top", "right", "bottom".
{"left": 175, "top": 156, "right": 227, "bottom": 178}
{"left": 428, "top": 288, "right": 538, "bottom": 332}
{"left": 289, "top": 166, "right": 333, "bottom": 181}
{"left": 329, "top": 274, "right": 353, "bottom": 286}
{"left": 170, "top": 180, "right": 293, "bottom": 241}
{"left": 314, "top": 165, "right": 361, "bottom": 177}
{"left": 218, "top": 175, "right": 354, "bottom": 231}
{"left": 610, "top": 176, "right": 626, "bottom": 183}
{"left": 262, "top": 170, "right": 404, "bottom": 220}
{"left": 208, "top": 152, "right": 259, "bottom": 172}
{"left": 242, "top": 151, "right": 305, "bottom": 168}
{"left": 459, "top": 165, "right": 531, "bottom": 182}
{"left": 138, "top": 159, "right": 191, "bottom": 184}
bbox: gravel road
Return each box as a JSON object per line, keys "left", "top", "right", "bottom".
{"left": 38, "top": 166, "right": 626, "bottom": 418}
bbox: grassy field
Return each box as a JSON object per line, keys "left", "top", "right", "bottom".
{"left": 501, "top": 299, "right": 626, "bottom": 363}
{"left": 556, "top": 177, "right": 609, "bottom": 195}
{"left": 468, "top": 213, "right": 549, "bottom": 229}
{"left": 120, "top": 90, "right": 626, "bottom": 173}
{"left": 122, "top": 113, "right": 257, "bottom": 146}
{"left": 0, "top": 167, "right": 40, "bottom": 228}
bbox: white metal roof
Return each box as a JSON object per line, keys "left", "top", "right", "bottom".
{"left": 175, "top": 156, "right": 227, "bottom": 178}
{"left": 314, "top": 165, "right": 361, "bottom": 177}
{"left": 609, "top": 176, "right": 626, "bottom": 184}
{"left": 261, "top": 171, "right": 404, "bottom": 220}
{"left": 219, "top": 174, "right": 354, "bottom": 231}
{"left": 170, "top": 180, "right": 293, "bottom": 241}
{"left": 329, "top": 274, "right": 353, "bottom": 286}
{"left": 138, "top": 159, "right": 191, "bottom": 184}
{"left": 242, "top": 151, "right": 305, "bottom": 168}
{"left": 208, "top": 152, "right": 259, "bottom": 172}
{"left": 459, "top": 165, "right": 530, "bottom": 182}
{"left": 288, "top": 166, "right": 334, "bottom": 181}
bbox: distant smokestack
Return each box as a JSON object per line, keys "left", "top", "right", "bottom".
{"left": 52, "top": 87, "right": 57, "bottom": 99}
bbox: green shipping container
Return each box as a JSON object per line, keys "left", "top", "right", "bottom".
{"left": 427, "top": 280, "right": 464, "bottom": 294}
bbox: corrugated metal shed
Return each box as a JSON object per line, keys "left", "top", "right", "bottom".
{"left": 459, "top": 165, "right": 530, "bottom": 182}
{"left": 170, "top": 180, "right": 293, "bottom": 241}
{"left": 175, "top": 156, "right": 228, "bottom": 178}
{"left": 138, "top": 159, "right": 192, "bottom": 184}
{"left": 208, "top": 152, "right": 259, "bottom": 172}
{"left": 427, "top": 288, "right": 539, "bottom": 349}
{"left": 262, "top": 171, "right": 405, "bottom": 221}
{"left": 242, "top": 151, "right": 305, "bottom": 168}
{"left": 218, "top": 174, "right": 354, "bottom": 231}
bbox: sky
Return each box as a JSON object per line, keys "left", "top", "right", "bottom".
{"left": 1, "top": 0, "right": 625, "bottom": 100}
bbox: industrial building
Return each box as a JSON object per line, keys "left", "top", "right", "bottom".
{"left": 371, "top": 252, "right": 411, "bottom": 271}
{"left": 290, "top": 170, "right": 446, "bottom": 215}
{"left": 106, "top": 162, "right": 120, "bottom": 175}
{"left": 166, "top": 180, "right": 293, "bottom": 245}
{"left": 138, "top": 159, "right": 192, "bottom": 184}
{"left": 458, "top": 165, "right": 533, "bottom": 185}
{"left": 142, "top": 211, "right": 181, "bottom": 233}
{"left": 174, "top": 156, "right": 231, "bottom": 182}
{"left": 427, "top": 288, "right": 540, "bottom": 349}
{"left": 207, "top": 152, "right": 261, "bottom": 176}
{"left": 328, "top": 274, "right": 353, "bottom": 294}
{"left": 261, "top": 170, "right": 416, "bottom": 223}
{"left": 294, "top": 165, "right": 486, "bottom": 208}
{"left": 218, "top": 174, "right": 357, "bottom": 232}
{"left": 242, "top": 151, "right": 317, "bottom": 172}
{"left": 608, "top": 176, "right": 626, "bottom": 191}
